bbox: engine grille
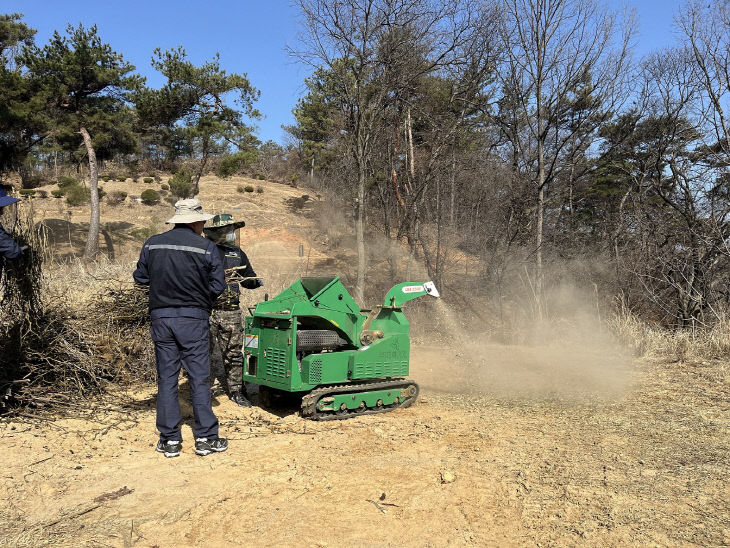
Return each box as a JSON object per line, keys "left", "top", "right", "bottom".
{"left": 264, "top": 347, "right": 288, "bottom": 378}
{"left": 352, "top": 361, "right": 408, "bottom": 379}
{"left": 309, "top": 359, "right": 322, "bottom": 384}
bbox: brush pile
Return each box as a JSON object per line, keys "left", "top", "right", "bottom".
{"left": 0, "top": 206, "right": 154, "bottom": 412}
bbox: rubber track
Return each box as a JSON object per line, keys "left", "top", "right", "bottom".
{"left": 300, "top": 379, "right": 419, "bottom": 421}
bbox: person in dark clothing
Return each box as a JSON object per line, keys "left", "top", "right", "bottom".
{"left": 0, "top": 187, "right": 24, "bottom": 260}
{"left": 133, "top": 198, "right": 228, "bottom": 458}
{"left": 203, "top": 213, "right": 263, "bottom": 407}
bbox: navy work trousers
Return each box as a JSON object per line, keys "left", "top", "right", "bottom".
{"left": 151, "top": 317, "right": 219, "bottom": 441}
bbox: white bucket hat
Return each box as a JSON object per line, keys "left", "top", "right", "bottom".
{"left": 165, "top": 198, "right": 215, "bottom": 224}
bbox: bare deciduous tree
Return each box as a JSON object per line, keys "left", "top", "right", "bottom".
{"left": 496, "top": 0, "right": 634, "bottom": 306}
{"left": 292, "top": 0, "right": 480, "bottom": 301}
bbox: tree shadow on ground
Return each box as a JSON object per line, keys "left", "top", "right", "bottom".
{"left": 40, "top": 219, "right": 140, "bottom": 260}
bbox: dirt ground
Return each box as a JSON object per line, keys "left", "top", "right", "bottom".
{"left": 1, "top": 348, "right": 728, "bottom": 547}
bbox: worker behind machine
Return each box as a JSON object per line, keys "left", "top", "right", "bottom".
{"left": 204, "top": 213, "right": 263, "bottom": 407}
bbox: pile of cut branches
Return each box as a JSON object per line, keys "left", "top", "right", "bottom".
{"left": 1, "top": 206, "right": 154, "bottom": 412}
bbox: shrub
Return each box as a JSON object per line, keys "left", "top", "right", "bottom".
{"left": 160, "top": 183, "right": 169, "bottom": 191}
{"left": 58, "top": 176, "right": 77, "bottom": 188}
{"left": 106, "top": 190, "right": 127, "bottom": 206}
{"left": 143, "top": 177, "right": 154, "bottom": 184}
{"left": 132, "top": 176, "right": 139, "bottom": 182}
{"left": 101, "top": 175, "right": 111, "bottom": 182}
{"left": 36, "top": 190, "right": 48, "bottom": 198}
{"left": 140, "top": 189, "right": 160, "bottom": 205}
{"left": 51, "top": 189, "right": 64, "bottom": 198}
{"left": 154, "top": 173, "right": 161, "bottom": 182}
{"left": 258, "top": 174, "right": 266, "bottom": 180}
{"left": 256, "top": 185, "right": 264, "bottom": 193}
{"left": 130, "top": 225, "right": 157, "bottom": 241}
{"left": 117, "top": 175, "right": 127, "bottom": 182}
{"left": 169, "top": 169, "right": 195, "bottom": 198}
{"left": 244, "top": 185, "right": 255, "bottom": 193}
{"left": 65, "top": 185, "right": 89, "bottom": 206}
{"left": 98, "top": 186, "right": 106, "bottom": 200}
{"left": 19, "top": 189, "right": 36, "bottom": 197}
{"left": 236, "top": 185, "right": 245, "bottom": 193}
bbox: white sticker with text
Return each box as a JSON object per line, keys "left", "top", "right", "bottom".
{"left": 245, "top": 334, "right": 259, "bottom": 348}
{"left": 402, "top": 285, "right": 425, "bottom": 294}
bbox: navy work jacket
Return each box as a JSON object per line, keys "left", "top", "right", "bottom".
{"left": 215, "top": 243, "right": 258, "bottom": 309}
{"left": 133, "top": 225, "right": 226, "bottom": 319}
{"left": 0, "top": 221, "right": 22, "bottom": 259}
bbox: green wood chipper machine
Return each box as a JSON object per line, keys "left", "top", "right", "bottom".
{"left": 242, "top": 276, "right": 439, "bottom": 420}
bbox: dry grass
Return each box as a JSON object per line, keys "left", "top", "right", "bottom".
{"left": 609, "top": 304, "right": 730, "bottom": 362}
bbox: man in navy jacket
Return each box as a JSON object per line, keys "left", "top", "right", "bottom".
{"left": 0, "top": 187, "right": 23, "bottom": 260}
{"left": 133, "top": 198, "right": 228, "bottom": 458}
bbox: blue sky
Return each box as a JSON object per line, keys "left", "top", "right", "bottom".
{"left": 4, "top": 0, "right": 686, "bottom": 144}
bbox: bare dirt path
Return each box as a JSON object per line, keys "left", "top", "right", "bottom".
{"left": 1, "top": 348, "right": 728, "bottom": 547}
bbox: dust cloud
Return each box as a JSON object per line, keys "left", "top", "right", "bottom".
{"left": 410, "top": 284, "right": 633, "bottom": 402}
{"left": 304, "top": 196, "right": 632, "bottom": 401}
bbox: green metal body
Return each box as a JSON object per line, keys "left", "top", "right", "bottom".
{"left": 242, "top": 277, "right": 432, "bottom": 392}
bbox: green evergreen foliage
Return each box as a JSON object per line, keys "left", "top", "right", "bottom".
{"left": 256, "top": 185, "right": 264, "bottom": 193}
{"left": 50, "top": 189, "right": 64, "bottom": 198}
{"left": 215, "top": 149, "right": 258, "bottom": 178}
{"left": 135, "top": 47, "right": 261, "bottom": 194}
{"left": 289, "top": 69, "right": 337, "bottom": 170}
{"left": 244, "top": 185, "right": 254, "bottom": 193}
{"left": 58, "top": 176, "right": 77, "bottom": 187}
{"left": 0, "top": 14, "right": 43, "bottom": 174}
{"left": 168, "top": 169, "right": 196, "bottom": 198}
{"left": 19, "top": 189, "right": 35, "bottom": 196}
{"left": 21, "top": 24, "right": 142, "bottom": 162}
{"left": 65, "top": 184, "right": 88, "bottom": 206}
{"left": 160, "top": 183, "right": 169, "bottom": 190}
{"left": 143, "top": 177, "right": 154, "bottom": 184}
{"left": 101, "top": 175, "right": 111, "bottom": 182}
{"left": 140, "top": 189, "right": 160, "bottom": 205}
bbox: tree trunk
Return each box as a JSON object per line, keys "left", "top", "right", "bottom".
{"left": 407, "top": 108, "right": 415, "bottom": 178}
{"left": 536, "top": 137, "right": 545, "bottom": 305}
{"left": 355, "top": 165, "right": 366, "bottom": 303}
{"left": 80, "top": 127, "right": 100, "bottom": 261}
{"left": 190, "top": 135, "right": 210, "bottom": 198}
{"left": 449, "top": 150, "right": 456, "bottom": 226}
{"left": 568, "top": 161, "right": 575, "bottom": 216}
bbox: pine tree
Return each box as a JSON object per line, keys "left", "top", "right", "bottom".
{"left": 137, "top": 47, "right": 260, "bottom": 196}
{"left": 23, "top": 24, "right": 141, "bottom": 260}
